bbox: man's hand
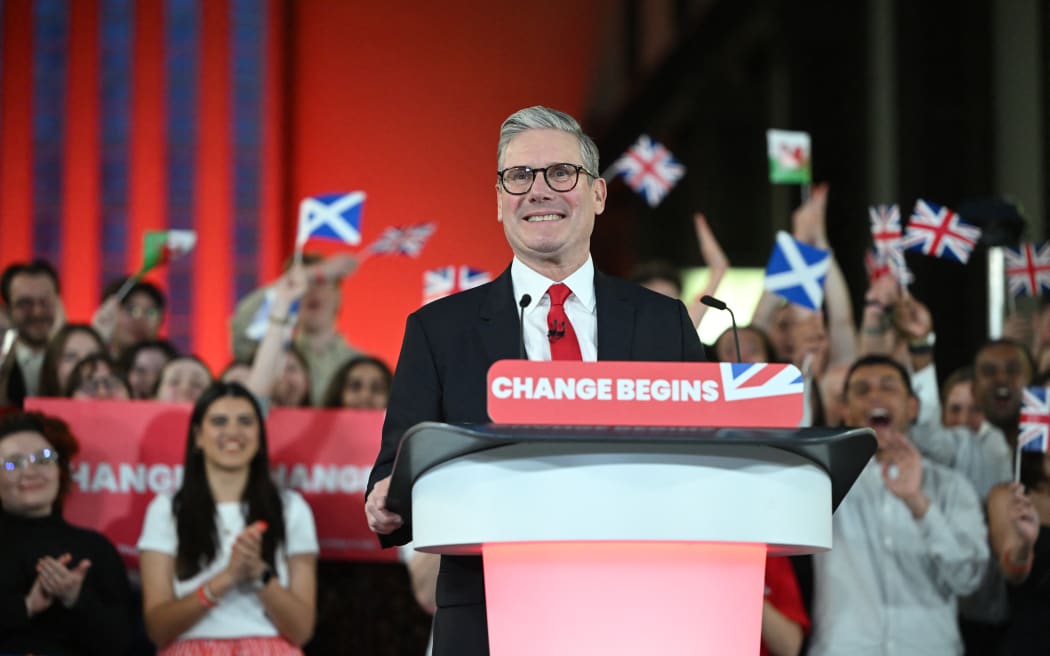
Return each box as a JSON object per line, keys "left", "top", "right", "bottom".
{"left": 37, "top": 553, "right": 91, "bottom": 608}
{"left": 365, "top": 476, "right": 404, "bottom": 535}
{"left": 893, "top": 294, "right": 933, "bottom": 341}
{"left": 880, "top": 430, "right": 929, "bottom": 518}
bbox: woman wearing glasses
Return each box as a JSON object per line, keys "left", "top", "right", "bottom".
{"left": 0, "top": 411, "right": 132, "bottom": 655}
{"left": 138, "top": 381, "right": 318, "bottom": 655}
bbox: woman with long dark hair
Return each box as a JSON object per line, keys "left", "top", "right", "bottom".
{"left": 138, "top": 381, "right": 317, "bottom": 654}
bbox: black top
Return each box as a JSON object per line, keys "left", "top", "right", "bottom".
{"left": 0, "top": 508, "right": 132, "bottom": 656}
{"left": 1002, "top": 524, "right": 1050, "bottom": 656}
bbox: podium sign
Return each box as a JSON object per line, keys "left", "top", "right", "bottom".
{"left": 487, "top": 360, "right": 804, "bottom": 427}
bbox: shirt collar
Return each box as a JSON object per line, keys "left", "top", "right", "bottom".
{"left": 511, "top": 256, "right": 596, "bottom": 315}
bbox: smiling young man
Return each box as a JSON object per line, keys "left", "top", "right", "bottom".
{"left": 807, "top": 355, "right": 989, "bottom": 656}
{"left": 364, "top": 106, "right": 705, "bottom": 656}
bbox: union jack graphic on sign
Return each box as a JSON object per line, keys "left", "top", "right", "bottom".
{"left": 719, "top": 363, "right": 804, "bottom": 402}
{"left": 901, "top": 199, "right": 982, "bottom": 264}
{"left": 423, "top": 265, "right": 492, "bottom": 304}
{"left": 1019, "top": 386, "right": 1050, "bottom": 453}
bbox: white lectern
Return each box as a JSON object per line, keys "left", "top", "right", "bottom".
{"left": 386, "top": 423, "right": 875, "bottom": 656}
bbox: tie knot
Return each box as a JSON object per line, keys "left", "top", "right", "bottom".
{"left": 547, "top": 283, "right": 572, "bottom": 307}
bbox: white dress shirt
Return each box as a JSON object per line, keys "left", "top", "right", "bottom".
{"left": 807, "top": 457, "right": 989, "bottom": 656}
{"left": 510, "top": 256, "right": 598, "bottom": 362}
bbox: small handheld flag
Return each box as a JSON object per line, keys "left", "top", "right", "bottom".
{"left": 901, "top": 199, "right": 982, "bottom": 264}
{"left": 113, "top": 230, "right": 198, "bottom": 302}
{"left": 1019, "top": 386, "right": 1050, "bottom": 453}
{"left": 869, "top": 204, "right": 902, "bottom": 253}
{"left": 423, "top": 265, "right": 492, "bottom": 304}
{"left": 245, "top": 289, "right": 300, "bottom": 340}
{"left": 611, "top": 135, "right": 686, "bottom": 207}
{"left": 766, "top": 130, "right": 812, "bottom": 184}
{"left": 297, "top": 192, "right": 365, "bottom": 247}
{"left": 367, "top": 223, "right": 436, "bottom": 258}
{"left": 141, "top": 230, "right": 197, "bottom": 274}
{"left": 1005, "top": 242, "right": 1050, "bottom": 297}
{"left": 764, "top": 231, "right": 830, "bottom": 310}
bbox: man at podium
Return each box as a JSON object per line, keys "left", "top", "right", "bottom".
{"left": 364, "top": 105, "right": 705, "bottom": 656}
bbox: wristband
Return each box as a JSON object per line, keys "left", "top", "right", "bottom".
{"left": 1000, "top": 549, "right": 1033, "bottom": 578}
{"left": 196, "top": 583, "right": 218, "bottom": 608}
{"left": 268, "top": 313, "right": 290, "bottom": 326}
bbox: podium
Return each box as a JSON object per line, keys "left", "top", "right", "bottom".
{"left": 386, "top": 421, "right": 875, "bottom": 655}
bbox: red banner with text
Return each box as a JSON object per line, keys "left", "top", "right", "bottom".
{"left": 487, "top": 361, "right": 804, "bottom": 427}
{"left": 25, "top": 399, "right": 392, "bottom": 567}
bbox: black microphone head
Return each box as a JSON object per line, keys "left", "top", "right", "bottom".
{"left": 519, "top": 294, "right": 532, "bottom": 309}
{"left": 700, "top": 295, "right": 727, "bottom": 311}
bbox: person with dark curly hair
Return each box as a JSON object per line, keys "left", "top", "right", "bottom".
{"left": 0, "top": 411, "right": 132, "bottom": 655}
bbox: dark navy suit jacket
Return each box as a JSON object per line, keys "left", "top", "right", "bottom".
{"left": 367, "top": 265, "right": 706, "bottom": 655}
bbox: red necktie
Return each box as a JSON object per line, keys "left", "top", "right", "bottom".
{"left": 546, "top": 283, "right": 582, "bottom": 361}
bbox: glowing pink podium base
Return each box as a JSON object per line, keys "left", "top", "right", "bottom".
{"left": 483, "top": 541, "right": 766, "bottom": 656}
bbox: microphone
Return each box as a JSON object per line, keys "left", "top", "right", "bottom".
{"left": 701, "top": 295, "right": 740, "bottom": 363}
{"left": 518, "top": 294, "right": 532, "bottom": 359}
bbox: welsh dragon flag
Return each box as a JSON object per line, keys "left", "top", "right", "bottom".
{"left": 766, "top": 129, "right": 812, "bottom": 184}
{"left": 139, "top": 230, "right": 197, "bottom": 274}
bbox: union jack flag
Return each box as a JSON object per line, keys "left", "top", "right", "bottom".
{"left": 869, "top": 204, "right": 902, "bottom": 253}
{"left": 901, "top": 199, "right": 982, "bottom": 264}
{"left": 612, "top": 135, "right": 686, "bottom": 207}
{"left": 719, "top": 363, "right": 804, "bottom": 402}
{"left": 865, "top": 246, "right": 913, "bottom": 287}
{"left": 1018, "top": 386, "right": 1050, "bottom": 453}
{"left": 1005, "top": 242, "right": 1050, "bottom": 297}
{"left": 367, "top": 223, "right": 436, "bottom": 257}
{"left": 423, "top": 265, "right": 492, "bottom": 304}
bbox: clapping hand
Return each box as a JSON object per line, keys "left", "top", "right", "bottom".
{"left": 36, "top": 553, "right": 91, "bottom": 608}
{"left": 226, "top": 520, "right": 268, "bottom": 584}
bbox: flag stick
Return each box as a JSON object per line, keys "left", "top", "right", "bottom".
{"left": 800, "top": 183, "right": 811, "bottom": 204}
{"left": 113, "top": 272, "right": 143, "bottom": 303}
{"left": 988, "top": 247, "right": 1005, "bottom": 338}
{"left": 1014, "top": 443, "right": 1022, "bottom": 483}
{"left": 0, "top": 328, "right": 16, "bottom": 369}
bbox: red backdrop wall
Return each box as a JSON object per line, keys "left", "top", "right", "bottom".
{"left": 0, "top": 0, "right": 604, "bottom": 373}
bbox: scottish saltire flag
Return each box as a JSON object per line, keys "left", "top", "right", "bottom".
{"left": 296, "top": 192, "right": 365, "bottom": 247}
{"left": 368, "top": 223, "right": 436, "bottom": 257}
{"left": 869, "top": 204, "right": 902, "bottom": 253}
{"left": 612, "top": 135, "right": 686, "bottom": 207}
{"left": 1019, "top": 386, "right": 1050, "bottom": 453}
{"left": 245, "top": 289, "right": 300, "bottom": 341}
{"left": 1005, "top": 242, "right": 1050, "bottom": 297}
{"left": 766, "top": 130, "right": 812, "bottom": 184}
{"left": 764, "top": 231, "right": 830, "bottom": 310}
{"left": 423, "top": 265, "right": 492, "bottom": 304}
{"left": 901, "top": 199, "right": 982, "bottom": 264}
{"left": 719, "top": 363, "right": 804, "bottom": 402}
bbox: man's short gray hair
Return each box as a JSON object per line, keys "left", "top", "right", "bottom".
{"left": 497, "top": 106, "right": 600, "bottom": 175}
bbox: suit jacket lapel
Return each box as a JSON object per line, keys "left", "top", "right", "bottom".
{"left": 595, "top": 270, "right": 634, "bottom": 361}
{"left": 479, "top": 266, "right": 521, "bottom": 363}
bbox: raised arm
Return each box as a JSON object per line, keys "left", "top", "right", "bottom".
{"left": 987, "top": 482, "right": 1040, "bottom": 584}
{"left": 685, "top": 213, "right": 730, "bottom": 329}
{"left": 791, "top": 183, "right": 856, "bottom": 367}
{"left": 245, "top": 265, "right": 308, "bottom": 402}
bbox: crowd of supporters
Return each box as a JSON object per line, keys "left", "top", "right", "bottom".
{"left": 1, "top": 182, "right": 1048, "bottom": 654}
